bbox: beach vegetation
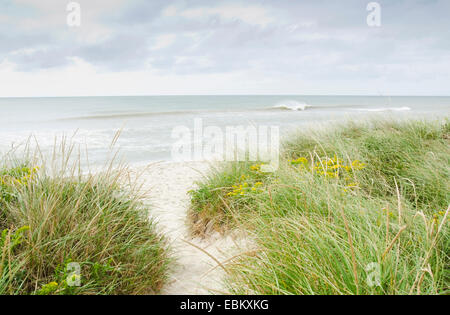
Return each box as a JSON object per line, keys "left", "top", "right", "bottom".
{"left": 0, "top": 145, "right": 171, "bottom": 295}
{"left": 188, "top": 119, "right": 449, "bottom": 295}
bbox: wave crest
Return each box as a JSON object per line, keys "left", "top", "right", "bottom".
{"left": 272, "top": 100, "right": 311, "bottom": 111}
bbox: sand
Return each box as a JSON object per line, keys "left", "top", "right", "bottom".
{"left": 136, "top": 161, "right": 246, "bottom": 295}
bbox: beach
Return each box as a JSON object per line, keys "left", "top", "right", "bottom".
{"left": 1, "top": 117, "right": 448, "bottom": 295}
{"left": 137, "top": 161, "right": 248, "bottom": 294}
{"left": 2, "top": 0, "right": 449, "bottom": 299}
{"left": 0, "top": 96, "right": 448, "bottom": 295}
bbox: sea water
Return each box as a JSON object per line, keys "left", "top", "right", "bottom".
{"left": 0, "top": 95, "right": 448, "bottom": 166}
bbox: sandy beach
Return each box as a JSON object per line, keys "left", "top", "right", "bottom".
{"left": 136, "top": 161, "right": 247, "bottom": 295}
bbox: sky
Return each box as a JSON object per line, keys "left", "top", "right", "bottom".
{"left": 0, "top": 0, "right": 449, "bottom": 97}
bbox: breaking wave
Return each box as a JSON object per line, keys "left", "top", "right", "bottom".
{"left": 272, "top": 100, "right": 312, "bottom": 111}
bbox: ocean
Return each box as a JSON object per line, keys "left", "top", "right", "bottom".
{"left": 0, "top": 95, "right": 449, "bottom": 166}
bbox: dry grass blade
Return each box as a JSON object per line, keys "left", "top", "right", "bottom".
{"left": 382, "top": 225, "right": 407, "bottom": 262}
{"left": 182, "top": 239, "right": 229, "bottom": 274}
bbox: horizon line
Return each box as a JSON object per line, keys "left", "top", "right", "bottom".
{"left": 1, "top": 94, "right": 450, "bottom": 99}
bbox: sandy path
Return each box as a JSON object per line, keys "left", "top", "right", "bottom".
{"left": 138, "top": 161, "right": 243, "bottom": 295}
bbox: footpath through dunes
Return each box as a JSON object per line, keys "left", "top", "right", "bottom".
{"left": 136, "top": 161, "right": 246, "bottom": 295}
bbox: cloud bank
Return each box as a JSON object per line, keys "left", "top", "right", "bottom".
{"left": 1, "top": 0, "right": 449, "bottom": 96}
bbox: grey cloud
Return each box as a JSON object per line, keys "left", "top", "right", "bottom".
{"left": 1, "top": 0, "right": 449, "bottom": 85}
{"left": 77, "top": 34, "right": 151, "bottom": 70}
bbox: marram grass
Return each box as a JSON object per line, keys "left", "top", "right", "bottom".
{"left": 0, "top": 144, "right": 171, "bottom": 295}
{"left": 189, "top": 119, "right": 449, "bottom": 295}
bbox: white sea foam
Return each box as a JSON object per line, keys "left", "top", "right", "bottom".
{"left": 273, "top": 100, "right": 311, "bottom": 111}
{"left": 353, "top": 106, "right": 412, "bottom": 112}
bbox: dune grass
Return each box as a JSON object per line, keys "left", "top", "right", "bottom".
{"left": 188, "top": 119, "right": 449, "bottom": 295}
{"left": 0, "top": 145, "right": 171, "bottom": 295}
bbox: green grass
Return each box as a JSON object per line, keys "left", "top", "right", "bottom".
{"left": 189, "top": 119, "right": 450, "bottom": 295}
{"left": 0, "top": 146, "right": 171, "bottom": 295}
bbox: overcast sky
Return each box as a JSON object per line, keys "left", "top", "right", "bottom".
{"left": 1, "top": 0, "right": 449, "bottom": 97}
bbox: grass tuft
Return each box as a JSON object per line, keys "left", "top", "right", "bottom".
{"left": 188, "top": 119, "right": 449, "bottom": 295}
{"left": 0, "top": 143, "right": 171, "bottom": 295}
